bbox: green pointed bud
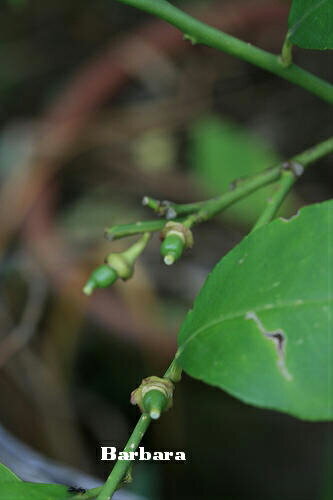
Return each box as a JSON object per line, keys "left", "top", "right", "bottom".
{"left": 106, "top": 232, "right": 151, "bottom": 280}
{"left": 84, "top": 233, "right": 151, "bottom": 296}
{"left": 161, "top": 233, "right": 185, "bottom": 265}
{"left": 131, "top": 376, "right": 174, "bottom": 418}
{"left": 106, "top": 253, "right": 134, "bottom": 280}
{"left": 160, "top": 222, "right": 193, "bottom": 265}
{"left": 83, "top": 265, "right": 118, "bottom": 295}
{"left": 143, "top": 389, "right": 168, "bottom": 420}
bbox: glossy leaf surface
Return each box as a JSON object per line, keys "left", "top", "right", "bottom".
{"left": 178, "top": 200, "right": 333, "bottom": 420}
{"left": 288, "top": 0, "right": 333, "bottom": 49}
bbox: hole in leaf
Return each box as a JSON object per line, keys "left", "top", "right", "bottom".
{"left": 245, "top": 311, "right": 292, "bottom": 381}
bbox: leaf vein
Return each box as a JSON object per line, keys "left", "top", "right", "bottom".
{"left": 289, "top": 0, "right": 327, "bottom": 37}
{"left": 178, "top": 297, "right": 332, "bottom": 353}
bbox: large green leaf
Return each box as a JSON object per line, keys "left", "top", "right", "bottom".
{"left": 0, "top": 463, "right": 21, "bottom": 483}
{"left": 188, "top": 116, "right": 296, "bottom": 227}
{"left": 177, "top": 200, "right": 333, "bottom": 420}
{"left": 288, "top": 0, "right": 333, "bottom": 49}
{"left": 0, "top": 482, "right": 80, "bottom": 499}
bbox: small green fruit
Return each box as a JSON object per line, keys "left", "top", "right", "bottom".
{"left": 106, "top": 253, "right": 134, "bottom": 280}
{"left": 83, "top": 265, "right": 118, "bottom": 295}
{"left": 143, "top": 390, "right": 168, "bottom": 420}
{"left": 160, "top": 233, "right": 185, "bottom": 265}
{"left": 131, "top": 376, "right": 174, "bottom": 419}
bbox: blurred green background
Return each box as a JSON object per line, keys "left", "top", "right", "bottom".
{"left": 0, "top": 0, "right": 332, "bottom": 499}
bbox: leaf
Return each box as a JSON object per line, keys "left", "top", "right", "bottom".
{"left": 0, "top": 482, "right": 79, "bottom": 499}
{"left": 0, "top": 463, "right": 21, "bottom": 483}
{"left": 177, "top": 200, "right": 333, "bottom": 420}
{"left": 288, "top": 0, "right": 333, "bottom": 50}
{"left": 188, "top": 115, "right": 297, "bottom": 227}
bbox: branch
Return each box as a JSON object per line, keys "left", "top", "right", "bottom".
{"left": 105, "top": 219, "right": 175, "bottom": 240}
{"left": 105, "top": 167, "right": 282, "bottom": 240}
{"left": 182, "top": 166, "right": 281, "bottom": 228}
{"left": 76, "top": 487, "right": 102, "bottom": 499}
{"left": 253, "top": 136, "right": 333, "bottom": 230}
{"left": 94, "top": 133, "right": 333, "bottom": 500}
{"left": 114, "top": 0, "right": 333, "bottom": 103}
{"left": 95, "top": 135, "right": 333, "bottom": 498}
{"left": 183, "top": 136, "right": 333, "bottom": 229}
{"left": 96, "top": 414, "right": 151, "bottom": 500}
{"left": 105, "top": 136, "right": 333, "bottom": 242}
{"left": 142, "top": 196, "right": 204, "bottom": 219}
{"left": 96, "top": 360, "right": 181, "bottom": 500}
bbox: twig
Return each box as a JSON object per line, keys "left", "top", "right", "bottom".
{"left": 142, "top": 196, "right": 205, "bottom": 219}
{"left": 96, "top": 359, "right": 181, "bottom": 500}
{"left": 114, "top": 0, "right": 333, "bottom": 103}
{"left": 105, "top": 219, "right": 174, "bottom": 240}
{"left": 182, "top": 166, "right": 281, "bottom": 228}
{"left": 106, "top": 136, "right": 333, "bottom": 241}
{"left": 253, "top": 136, "right": 333, "bottom": 230}
{"left": 105, "top": 168, "right": 282, "bottom": 240}
{"left": 280, "top": 34, "right": 293, "bottom": 68}
{"left": 97, "top": 135, "right": 333, "bottom": 499}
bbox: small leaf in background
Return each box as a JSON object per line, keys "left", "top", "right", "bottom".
{"left": 0, "top": 463, "right": 21, "bottom": 483}
{"left": 188, "top": 115, "right": 297, "bottom": 227}
{"left": 288, "top": 0, "right": 333, "bottom": 50}
{"left": 177, "top": 200, "right": 333, "bottom": 421}
{"left": 7, "top": 0, "right": 27, "bottom": 7}
{"left": 132, "top": 129, "right": 177, "bottom": 172}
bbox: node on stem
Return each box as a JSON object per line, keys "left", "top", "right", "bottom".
{"left": 160, "top": 222, "right": 193, "bottom": 265}
{"left": 131, "top": 376, "right": 174, "bottom": 419}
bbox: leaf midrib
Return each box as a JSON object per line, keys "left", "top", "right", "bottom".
{"left": 178, "top": 297, "right": 332, "bottom": 353}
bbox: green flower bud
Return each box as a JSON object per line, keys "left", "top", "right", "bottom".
{"left": 142, "top": 390, "right": 168, "bottom": 420}
{"left": 106, "top": 253, "right": 133, "bottom": 280}
{"left": 83, "top": 265, "right": 118, "bottom": 295}
{"left": 160, "top": 222, "right": 193, "bottom": 265}
{"left": 131, "top": 376, "right": 174, "bottom": 420}
{"left": 160, "top": 233, "right": 185, "bottom": 265}
{"left": 83, "top": 233, "right": 151, "bottom": 296}
{"left": 107, "top": 232, "right": 151, "bottom": 279}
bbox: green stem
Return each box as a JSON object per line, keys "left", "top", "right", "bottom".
{"left": 105, "top": 219, "right": 170, "bottom": 240}
{"left": 252, "top": 170, "right": 294, "bottom": 230}
{"left": 106, "top": 170, "right": 282, "bottom": 240}
{"left": 121, "top": 232, "right": 151, "bottom": 261}
{"left": 164, "top": 357, "right": 182, "bottom": 382}
{"left": 183, "top": 166, "right": 281, "bottom": 228}
{"left": 106, "top": 137, "right": 333, "bottom": 239}
{"left": 142, "top": 195, "right": 204, "bottom": 219}
{"left": 99, "top": 135, "right": 333, "bottom": 499}
{"left": 280, "top": 34, "right": 293, "bottom": 68}
{"left": 114, "top": 0, "right": 333, "bottom": 103}
{"left": 253, "top": 136, "right": 333, "bottom": 230}
{"left": 293, "top": 135, "right": 333, "bottom": 165}
{"left": 142, "top": 196, "right": 162, "bottom": 213}
{"left": 96, "top": 359, "right": 182, "bottom": 500}
{"left": 77, "top": 486, "right": 102, "bottom": 499}
{"left": 96, "top": 414, "right": 151, "bottom": 500}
